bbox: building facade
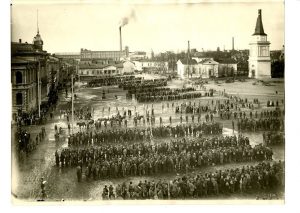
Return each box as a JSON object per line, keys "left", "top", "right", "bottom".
{"left": 248, "top": 9, "right": 271, "bottom": 78}
{"left": 78, "top": 60, "right": 135, "bottom": 80}
{"left": 80, "top": 48, "right": 129, "bottom": 61}
{"left": 127, "top": 51, "right": 147, "bottom": 61}
{"left": 11, "top": 37, "right": 49, "bottom": 117}
{"left": 177, "top": 58, "right": 219, "bottom": 79}
{"left": 216, "top": 59, "right": 238, "bottom": 77}
{"left": 54, "top": 52, "right": 81, "bottom": 61}
{"left": 134, "top": 60, "right": 168, "bottom": 72}
{"left": 11, "top": 28, "right": 65, "bottom": 119}
{"left": 11, "top": 57, "right": 38, "bottom": 117}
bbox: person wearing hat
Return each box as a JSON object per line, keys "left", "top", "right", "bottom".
{"left": 76, "top": 165, "right": 82, "bottom": 182}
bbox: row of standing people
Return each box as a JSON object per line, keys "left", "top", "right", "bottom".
{"left": 74, "top": 141, "right": 272, "bottom": 182}
{"left": 237, "top": 117, "right": 284, "bottom": 132}
{"left": 102, "top": 161, "right": 284, "bottom": 200}
{"left": 68, "top": 122, "right": 223, "bottom": 146}
{"left": 263, "top": 131, "right": 285, "bottom": 146}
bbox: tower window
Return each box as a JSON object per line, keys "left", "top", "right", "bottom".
{"left": 16, "top": 71, "right": 22, "bottom": 84}
{"left": 16, "top": 93, "right": 23, "bottom": 105}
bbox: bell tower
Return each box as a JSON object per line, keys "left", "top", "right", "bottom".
{"left": 248, "top": 9, "right": 271, "bottom": 78}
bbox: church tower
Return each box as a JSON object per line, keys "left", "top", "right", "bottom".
{"left": 248, "top": 9, "right": 271, "bottom": 78}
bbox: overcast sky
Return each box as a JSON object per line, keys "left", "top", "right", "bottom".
{"left": 11, "top": 0, "right": 284, "bottom": 54}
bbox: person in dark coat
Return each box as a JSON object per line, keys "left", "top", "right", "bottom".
{"left": 76, "top": 165, "right": 82, "bottom": 182}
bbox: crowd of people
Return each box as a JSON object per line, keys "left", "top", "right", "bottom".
{"left": 127, "top": 86, "right": 183, "bottom": 96}
{"left": 175, "top": 103, "right": 214, "bottom": 114}
{"left": 16, "top": 127, "right": 46, "bottom": 161}
{"left": 101, "top": 161, "right": 284, "bottom": 199}
{"left": 267, "top": 100, "right": 280, "bottom": 107}
{"left": 67, "top": 122, "right": 223, "bottom": 146}
{"left": 55, "top": 135, "right": 273, "bottom": 181}
{"left": 120, "top": 79, "right": 168, "bottom": 91}
{"left": 237, "top": 117, "right": 284, "bottom": 132}
{"left": 14, "top": 88, "right": 59, "bottom": 126}
{"left": 135, "top": 91, "right": 207, "bottom": 103}
{"left": 263, "top": 131, "right": 285, "bottom": 146}
{"left": 15, "top": 110, "right": 47, "bottom": 126}
{"left": 12, "top": 72, "right": 285, "bottom": 200}
{"left": 87, "top": 75, "right": 137, "bottom": 87}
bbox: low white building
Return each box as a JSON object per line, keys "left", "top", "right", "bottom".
{"left": 133, "top": 59, "right": 168, "bottom": 72}
{"left": 177, "top": 58, "right": 219, "bottom": 79}
{"left": 127, "top": 51, "right": 147, "bottom": 61}
{"left": 79, "top": 64, "right": 121, "bottom": 77}
{"left": 121, "top": 60, "right": 135, "bottom": 73}
{"left": 78, "top": 60, "right": 136, "bottom": 78}
{"left": 177, "top": 58, "right": 198, "bottom": 79}
{"left": 199, "top": 58, "right": 219, "bottom": 78}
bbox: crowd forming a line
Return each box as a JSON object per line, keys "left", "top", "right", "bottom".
{"left": 101, "top": 161, "right": 284, "bottom": 200}
{"left": 67, "top": 122, "right": 223, "bottom": 146}
{"left": 55, "top": 134, "right": 273, "bottom": 181}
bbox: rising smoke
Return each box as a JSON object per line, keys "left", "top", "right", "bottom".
{"left": 119, "top": 9, "right": 136, "bottom": 27}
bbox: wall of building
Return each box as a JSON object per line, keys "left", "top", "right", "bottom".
{"left": 11, "top": 65, "right": 37, "bottom": 114}
{"left": 122, "top": 61, "right": 135, "bottom": 73}
{"left": 79, "top": 66, "right": 121, "bottom": 77}
{"left": 80, "top": 49, "right": 125, "bottom": 61}
{"left": 248, "top": 35, "right": 271, "bottom": 79}
{"left": 135, "top": 61, "right": 168, "bottom": 72}
{"left": 218, "top": 63, "right": 237, "bottom": 77}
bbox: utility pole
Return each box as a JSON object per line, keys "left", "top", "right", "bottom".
{"left": 38, "top": 59, "right": 41, "bottom": 117}
{"left": 187, "top": 40, "right": 190, "bottom": 79}
{"left": 71, "top": 74, "right": 74, "bottom": 134}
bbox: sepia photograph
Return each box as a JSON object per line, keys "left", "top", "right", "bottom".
{"left": 10, "top": 0, "right": 285, "bottom": 203}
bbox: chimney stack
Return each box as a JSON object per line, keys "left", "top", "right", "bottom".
{"left": 119, "top": 26, "right": 122, "bottom": 54}
{"left": 232, "top": 37, "right": 235, "bottom": 51}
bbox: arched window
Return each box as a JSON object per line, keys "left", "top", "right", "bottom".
{"left": 16, "top": 93, "right": 23, "bottom": 105}
{"left": 16, "top": 71, "right": 22, "bottom": 84}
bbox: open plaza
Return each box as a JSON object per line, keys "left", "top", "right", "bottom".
{"left": 12, "top": 74, "right": 285, "bottom": 201}
{"left": 10, "top": 2, "right": 285, "bottom": 203}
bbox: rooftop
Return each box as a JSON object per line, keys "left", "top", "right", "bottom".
{"left": 179, "top": 58, "right": 198, "bottom": 65}
{"left": 215, "top": 58, "right": 237, "bottom": 64}
{"left": 253, "top": 9, "right": 267, "bottom": 36}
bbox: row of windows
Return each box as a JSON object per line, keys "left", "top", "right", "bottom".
{"left": 15, "top": 88, "right": 35, "bottom": 106}
{"left": 81, "top": 52, "right": 122, "bottom": 59}
{"left": 15, "top": 69, "right": 36, "bottom": 85}
{"left": 81, "top": 70, "right": 119, "bottom": 75}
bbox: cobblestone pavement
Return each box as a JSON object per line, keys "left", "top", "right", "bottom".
{"left": 11, "top": 77, "right": 285, "bottom": 201}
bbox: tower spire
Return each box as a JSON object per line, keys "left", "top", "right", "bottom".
{"left": 37, "top": 9, "right": 39, "bottom": 34}
{"left": 253, "top": 9, "right": 267, "bottom": 36}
